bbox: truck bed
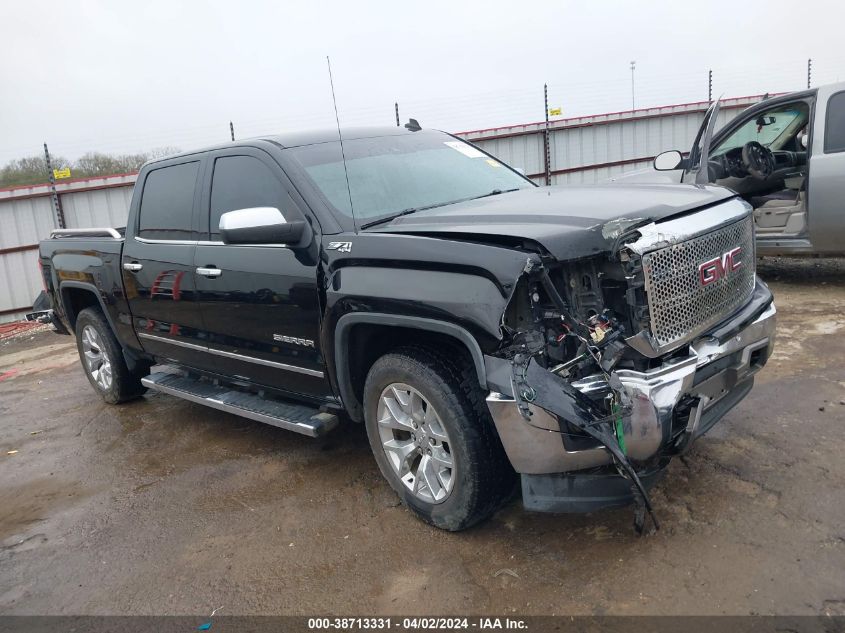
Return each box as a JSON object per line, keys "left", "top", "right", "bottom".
{"left": 39, "top": 228, "right": 130, "bottom": 343}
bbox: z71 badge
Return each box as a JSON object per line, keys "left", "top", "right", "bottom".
{"left": 327, "top": 241, "right": 352, "bottom": 253}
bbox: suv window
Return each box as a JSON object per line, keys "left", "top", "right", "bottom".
{"left": 712, "top": 102, "right": 810, "bottom": 157}
{"left": 210, "top": 156, "right": 285, "bottom": 239}
{"left": 824, "top": 91, "right": 845, "bottom": 153}
{"left": 138, "top": 161, "right": 200, "bottom": 240}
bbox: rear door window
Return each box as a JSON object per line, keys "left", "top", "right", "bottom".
{"left": 209, "top": 156, "right": 285, "bottom": 240}
{"left": 824, "top": 91, "right": 845, "bottom": 153}
{"left": 138, "top": 161, "right": 200, "bottom": 240}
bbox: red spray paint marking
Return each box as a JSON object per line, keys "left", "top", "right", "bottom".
{"left": 0, "top": 369, "right": 19, "bottom": 382}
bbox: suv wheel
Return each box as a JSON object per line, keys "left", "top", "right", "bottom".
{"left": 75, "top": 307, "right": 147, "bottom": 404}
{"left": 363, "top": 346, "right": 514, "bottom": 531}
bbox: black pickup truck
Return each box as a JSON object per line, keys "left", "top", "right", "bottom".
{"left": 35, "top": 125, "right": 777, "bottom": 532}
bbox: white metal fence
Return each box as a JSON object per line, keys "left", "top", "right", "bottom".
{"left": 0, "top": 94, "right": 765, "bottom": 323}
{"left": 0, "top": 174, "right": 137, "bottom": 322}
{"left": 455, "top": 95, "right": 763, "bottom": 184}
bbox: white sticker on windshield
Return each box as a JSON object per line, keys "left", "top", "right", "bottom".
{"left": 444, "top": 141, "right": 485, "bottom": 158}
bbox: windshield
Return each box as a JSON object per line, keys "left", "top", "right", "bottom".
{"left": 711, "top": 102, "right": 810, "bottom": 157}
{"left": 287, "top": 131, "right": 534, "bottom": 226}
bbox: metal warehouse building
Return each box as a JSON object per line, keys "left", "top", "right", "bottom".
{"left": 0, "top": 94, "right": 764, "bottom": 323}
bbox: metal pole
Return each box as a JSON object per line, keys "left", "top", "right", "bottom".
{"left": 543, "top": 83, "right": 551, "bottom": 186}
{"left": 807, "top": 58, "right": 812, "bottom": 89}
{"left": 708, "top": 69, "right": 713, "bottom": 102}
{"left": 43, "top": 143, "right": 65, "bottom": 229}
{"left": 229, "top": 121, "right": 235, "bottom": 141}
{"left": 630, "top": 61, "right": 636, "bottom": 110}
{"left": 395, "top": 102, "right": 400, "bottom": 127}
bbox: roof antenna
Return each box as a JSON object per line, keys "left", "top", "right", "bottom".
{"left": 405, "top": 118, "right": 422, "bottom": 132}
{"left": 326, "top": 55, "right": 357, "bottom": 232}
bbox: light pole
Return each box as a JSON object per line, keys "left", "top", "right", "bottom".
{"left": 630, "top": 61, "right": 636, "bottom": 110}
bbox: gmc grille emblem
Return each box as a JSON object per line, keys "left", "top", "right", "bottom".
{"left": 698, "top": 247, "right": 742, "bottom": 286}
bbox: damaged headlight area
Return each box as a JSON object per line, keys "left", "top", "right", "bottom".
{"left": 485, "top": 255, "right": 663, "bottom": 533}
{"left": 484, "top": 241, "right": 776, "bottom": 534}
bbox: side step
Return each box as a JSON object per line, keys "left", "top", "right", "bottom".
{"left": 141, "top": 371, "right": 339, "bottom": 437}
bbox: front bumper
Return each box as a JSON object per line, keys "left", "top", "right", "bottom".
{"left": 485, "top": 279, "right": 777, "bottom": 476}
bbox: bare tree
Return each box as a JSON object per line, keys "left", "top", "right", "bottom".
{"left": 0, "top": 155, "right": 71, "bottom": 188}
{"left": 0, "top": 147, "right": 181, "bottom": 187}
{"left": 74, "top": 152, "right": 139, "bottom": 176}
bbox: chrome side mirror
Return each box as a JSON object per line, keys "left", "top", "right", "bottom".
{"left": 653, "top": 150, "right": 685, "bottom": 171}
{"left": 218, "top": 207, "right": 306, "bottom": 245}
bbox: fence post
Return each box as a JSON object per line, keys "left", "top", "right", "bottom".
{"left": 543, "top": 84, "right": 551, "bottom": 186}
{"left": 630, "top": 61, "right": 636, "bottom": 110}
{"left": 43, "top": 143, "right": 66, "bottom": 229}
{"left": 230, "top": 121, "right": 235, "bottom": 141}
{"left": 395, "top": 102, "right": 400, "bottom": 127}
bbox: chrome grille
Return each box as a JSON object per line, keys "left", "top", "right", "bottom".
{"left": 641, "top": 215, "right": 755, "bottom": 349}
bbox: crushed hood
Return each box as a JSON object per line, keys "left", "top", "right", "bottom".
{"left": 372, "top": 184, "right": 736, "bottom": 259}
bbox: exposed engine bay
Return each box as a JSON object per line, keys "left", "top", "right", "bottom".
{"left": 482, "top": 201, "right": 776, "bottom": 534}
{"left": 492, "top": 252, "right": 663, "bottom": 533}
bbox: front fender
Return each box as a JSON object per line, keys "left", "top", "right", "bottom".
{"left": 320, "top": 234, "right": 540, "bottom": 419}
{"left": 323, "top": 265, "right": 514, "bottom": 421}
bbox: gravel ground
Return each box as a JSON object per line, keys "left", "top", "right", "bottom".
{"left": 0, "top": 257, "right": 843, "bottom": 616}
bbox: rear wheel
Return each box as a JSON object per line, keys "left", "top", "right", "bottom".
{"left": 363, "top": 346, "right": 514, "bottom": 531}
{"left": 75, "top": 307, "right": 147, "bottom": 404}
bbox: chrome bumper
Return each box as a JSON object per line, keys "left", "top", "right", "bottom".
{"left": 486, "top": 296, "right": 776, "bottom": 475}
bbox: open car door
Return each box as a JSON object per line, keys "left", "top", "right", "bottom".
{"left": 704, "top": 97, "right": 813, "bottom": 245}
{"left": 612, "top": 100, "right": 722, "bottom": 184}
{"left": 682, "top": 100, "right": 721, "bottom": 184}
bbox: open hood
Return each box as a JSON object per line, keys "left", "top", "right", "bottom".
{"left": 370, "top": 184, "right": 736, "bottom": 259}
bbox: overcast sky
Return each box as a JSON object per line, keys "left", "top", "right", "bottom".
{"left": 2, "top": 0, "right": 843, "bottom": 164}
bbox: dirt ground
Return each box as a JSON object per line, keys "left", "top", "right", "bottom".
{"left": 1, "top": 257, "right": 843, "bottom": 616}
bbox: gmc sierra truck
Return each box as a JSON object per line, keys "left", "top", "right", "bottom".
{"left": 34, "top": 125, "right": 776, "bottom": 533}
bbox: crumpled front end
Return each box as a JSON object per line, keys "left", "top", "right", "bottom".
{"left": 482, "top": 197, "right": 776, "bottom": 531}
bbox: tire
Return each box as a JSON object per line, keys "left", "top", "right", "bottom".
{"left": 363, "top": 346, "right": 514, "bottom": 531}
{"left": 74, "top": 307, "right": 147, "bottom": 404}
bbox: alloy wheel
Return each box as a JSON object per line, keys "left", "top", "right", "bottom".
{"left": 81, "top": 324, "right": 113, "bottom": 391}
{"left": 376, "top": 383, "right": 455, "bottom": 504}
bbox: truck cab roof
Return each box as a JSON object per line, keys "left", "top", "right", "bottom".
{"left": 142, "top": 125, "right": 423, "bottom": 169}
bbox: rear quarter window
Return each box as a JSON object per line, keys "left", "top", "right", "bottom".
{"left": 138, "top": 161, "right": 200, "bottom": 240}
{"left": 824, "top": 91, "right": 845, "bottom": 153}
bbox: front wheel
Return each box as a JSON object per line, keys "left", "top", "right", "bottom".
{"left": 75, "top": 307, "right": 147, "bottom": 404}
{"left": 363, "top": 347, "right": 514, "bottom": 531}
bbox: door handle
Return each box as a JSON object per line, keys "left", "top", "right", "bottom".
{"left": 123, "top": 262, "right": 143, "bottom": 272}
{"left": 196, "top": 267, "right": 222, "bottom": 278}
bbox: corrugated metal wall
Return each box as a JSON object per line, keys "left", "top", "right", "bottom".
{"left": 0, "top": 94, "right": 766, "bottom": 323}
{"left": 62, "top": 185, "right": 135, "bottom": 229}
{"left": 456, "top": 95, "right": 764, "bottom": 185}
{"left": 0, "top": 195, "right": 56, "bottom": 322}
{"left": 0, "top": 174, "right": 137, "bottom": 322}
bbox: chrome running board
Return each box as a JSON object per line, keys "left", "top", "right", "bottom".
{"left": 141, "top": 371, "right": 338, "bottom": 437}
